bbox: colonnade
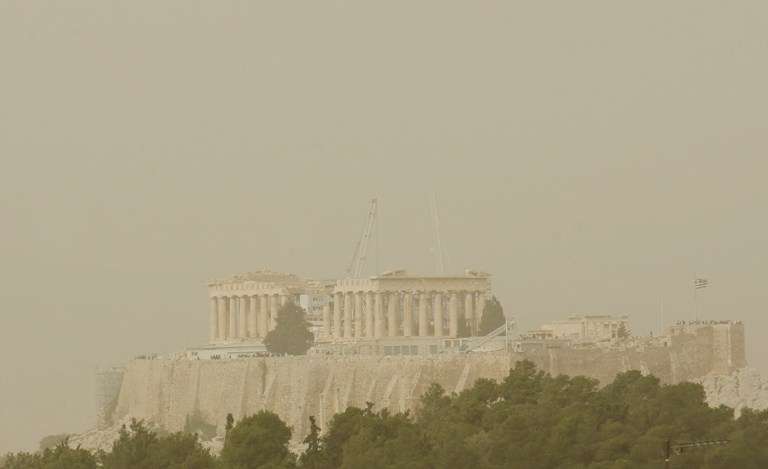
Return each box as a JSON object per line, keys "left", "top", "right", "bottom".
{"left": 209, "top": 294, "right": 288, "bottom": 342}
{"left": 324, "top": 290, "right": 487, "bottom": 340}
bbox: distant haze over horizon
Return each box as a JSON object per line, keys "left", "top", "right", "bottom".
{"left": 1, "top": 0, "right": 767, "bottom": 455}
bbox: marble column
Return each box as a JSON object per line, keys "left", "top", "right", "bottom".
{"left": 209, "top": 297, "right": 219, "bottom": 343}
{"left": 448, "top": 292, "right": 459, "bottom": 338}
{"left": 228, "top": 296, "right": 238, "bottom": 339}
{"left": 476, "top": 293, "right": 486, "bottom": 333}
{"left": 365, "top": 292, "right": 374, "bottom": 339}
{"left": 418, "top": 291, "right": 429, "bottom": 337}
{"left": 387, "top": 292, "right": 398, "bottom": 337}
{"left": 238, "top": 296, "right": 249, "bottom": 339}
{"left": 218, "top": 296, "right": 228, "bottom": 341}
{"left": 343, "top": 292, "right": 353, "bottom": 338}
{"left": 333, "top": 292, "right": 342, "bottom": 338}
{"left": 402, "top": 292, "right": 413, "bottom": 337}
{"left": 259, "top": 295, "right": 269, "bottom": 338}
{"left": 354, "top": 292, "right": 364, "bottom": 339}
{"left": 270, "top": 294, "right": 279, "bottom": 331}
{"left": 322, "top": 303, "right": 331, "bottom": 337}
{"left": 248, "top": 296, "right": 258, "bottom": 338}
{"left": 433, "top": 292, "right": 443, "bottom": 337}
{"left": 465, "top": 292, "right": 475, "bottom": 336}
{"left": 374, "top": 292, "right": 385, "bottom": 338}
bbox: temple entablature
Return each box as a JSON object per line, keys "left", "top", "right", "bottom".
{"left": 334, "top": 272, "right": 491, "bottom": 294}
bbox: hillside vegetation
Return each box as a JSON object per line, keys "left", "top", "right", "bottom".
{"left": 3, "top": 361, "right": 767, "bottom": 469}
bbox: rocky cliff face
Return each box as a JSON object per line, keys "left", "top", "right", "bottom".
{"left": 111, "top": 354, "right": 513, "bottom": 441}
{"left": 698, "top": 368, "right": 768, "bottom": 415}
{"left": 75, "top": 322, "right": 749, "bottom": 451}
{"left": 73, "top": 364, "right": 768, "bottom": 455}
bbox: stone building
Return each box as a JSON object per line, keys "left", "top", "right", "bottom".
{"left": 206, "top": 269, "right": 492, "bottom": 346}
{"left": 327, "top": 269, "right": 491, "bottom": 341}
{"left": 529, "top": 315, "right": 631, "bottom": 342}
{"left": 207, "top": 270, "right": 310, "bottom": 343}
{"left": 669, "top": 320, "right": 746, "bottom": 374}
{"left": 103, "top": 318, "right": 748, "bottom": 449}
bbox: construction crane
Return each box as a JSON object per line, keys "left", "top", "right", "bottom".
{"left": 429, "top": 193, "right": 446, "bottom": 275}
{"left": 346, "top": 198, "right": 378, "bottom": 278}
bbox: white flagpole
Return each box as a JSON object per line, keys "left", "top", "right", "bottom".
{"left": 693, "top": 273, "right": 698, "bottom": 321}
{"left": 660, "top": 297, "right": 664, "bottom": 334}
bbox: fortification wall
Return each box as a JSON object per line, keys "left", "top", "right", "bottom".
{"left": 514, "top": 341, "right": 676, "bottom": 384}
{"left": 113, "top": 354, "right": 514, "bottom": 440}
{"left": 109, "top": 323, "right": 744, "bottom": 444}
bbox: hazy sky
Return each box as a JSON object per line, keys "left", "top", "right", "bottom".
{"left": 1, "top": 0, "right": 767, "bottom": 454}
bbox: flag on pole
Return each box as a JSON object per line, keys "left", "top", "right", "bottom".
{"left": 694, "top": 278, "right": 710, "bottom": 290}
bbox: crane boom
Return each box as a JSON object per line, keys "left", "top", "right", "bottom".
{"left": 346, "top": 198, "right": 378, "bottom": 278}
{"left": 430, "top": 193, "right": 445, "bottom": 275}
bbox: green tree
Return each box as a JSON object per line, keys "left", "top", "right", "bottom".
{"left": 38, "top": 434, "right": 70, "bottom": 452}
{"left": 338, "top": 409, "right": 432, "bottom": 469}
{"left": 220, "top": 411, "right": 295, "bottom": 469}
{"left": 299, "top": 416, "right": 323, "bottom": 469}
{"left": 312, "top": 406, "right": 369, "bottom": 469}
{"left": 312, "top": 403, "right": 432, "bottom": 469}
{"left": 264, "top": 302, "right": 314, "bottom": 356}
{"left": 477, "top": 296, "right": 505, "bottom": 335}
{"left": 417, "top": 383, "right": 480, "bottom": 469}
{"left": 1, "top": 441, "right": 97, "bottom": 469}
{"left": 100, "top": 419, "right": 214, "bottom": 469}
{"left": 225, "top": 413, "right": 235, "bottom": 433}
{"left": 6, "top": 361, "right": 768, "bottom": 469}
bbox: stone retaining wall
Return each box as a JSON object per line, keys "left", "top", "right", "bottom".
{"left": 114, "top": 330, "right": 740, "bottom": 443}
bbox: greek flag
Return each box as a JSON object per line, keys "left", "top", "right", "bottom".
{"left": 694, "top": 278, "right": 710, "bottom": 289}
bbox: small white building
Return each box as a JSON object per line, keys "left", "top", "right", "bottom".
{"left": 537, "top": 315, "right": 630, "bottom": 342}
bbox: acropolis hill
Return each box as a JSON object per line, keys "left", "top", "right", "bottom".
{"left": 81, "top": 269, "right": 751, "bottom": 451}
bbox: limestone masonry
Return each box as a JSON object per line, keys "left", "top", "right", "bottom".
{"left": 207, "top": 269, "right": 492, "bottom": 343}
{"left": 93, "top": 322, "right": 746, "bottom": 447}
{"left": 80, "top": 269, "right": 752, "bottom": 451}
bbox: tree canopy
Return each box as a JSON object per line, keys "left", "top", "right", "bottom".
{"left": 5, "top": 362, "right": 768, "bottom": 468}
{"left": 0, "top": 441, "right": 97, "bottom": 469}
{"left": 305, "top": 361, "right": 768, "bottom": 469}
{"left": 263, "top": 301, "right": 314, "bottom": 355}
{"left": 220, "top": 411, "right": 295, "bottom": 469}
{"left": 100, "top": 419, "right": 215, "bottom": 469}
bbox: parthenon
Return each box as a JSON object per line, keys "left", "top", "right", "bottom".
{"left": 207, "top": 269, "right": 492, "bottom": 344}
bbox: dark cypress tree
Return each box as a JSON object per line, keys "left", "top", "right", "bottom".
{"left": 299, "top": 416, "right": 323, "bottom": 469}
{"left": 478, "top": 296, "right": 505, "bottom": 335}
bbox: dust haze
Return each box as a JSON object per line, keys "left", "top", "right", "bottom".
{"left": 1, "top": 0, "right": 767, "bottom": 454}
